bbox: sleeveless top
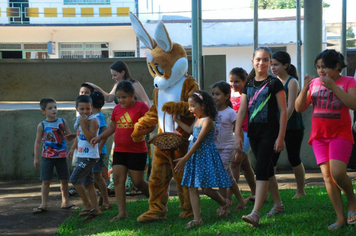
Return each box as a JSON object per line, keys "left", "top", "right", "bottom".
{"left": 285, "top": 76, "right": 305, "bottom": 130}
{"left": 41, "top": 118, "right": 67, "bottom": 158}
{"left": 75, "top": 114, "right": 100, "bottom": 159}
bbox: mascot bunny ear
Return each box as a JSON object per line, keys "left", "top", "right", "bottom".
{"left": 154, "top": 21, "right": 173, "bottom": 52}
{"left": 129, "top": 12, "right": 157, "bottom": 50}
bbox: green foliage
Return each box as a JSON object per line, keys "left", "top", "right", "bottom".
{"left": 57, "top": 185, "right": 356, "bottom": 235}
{"left": 347, "top": 27, "right": 356, "bottom": 47}
{"left": 250, "top": 0, "right": 330, "bottom": 9}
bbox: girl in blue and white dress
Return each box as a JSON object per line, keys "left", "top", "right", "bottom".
{"left": 174, "top": 90, "right": 232, "bottom": 229}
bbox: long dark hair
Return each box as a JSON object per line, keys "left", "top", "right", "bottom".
{"left": 229, "top": 67, "right": 248, "bottom": 81}
{"left": 110, "top": 61, "right": 135, "bottom": 81}
{"left": 314, "top": 49, "right": 347, "bottom": 72}
{"left": 189, "top": 90, "right": 217, "bottom": 120}
{"left": 246, "top": 47, "right": 272, "bottom": 81}
{"left": 211, "top": 81, "right": 233, "bottom": 108}
{"left": 272, "top": 51, "right": 299, "bottom": 80}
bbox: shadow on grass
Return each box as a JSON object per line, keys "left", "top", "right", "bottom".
{"left": 57, "top": 185, "right": 356, "bottom": 236}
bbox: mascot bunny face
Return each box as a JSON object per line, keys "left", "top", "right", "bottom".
{"left": 130, "top": 13, "right": 188, "bottom": 90}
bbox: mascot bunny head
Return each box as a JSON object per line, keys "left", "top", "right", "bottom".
{"left": 129, "top": 13, "right": 188, "bottom": 90}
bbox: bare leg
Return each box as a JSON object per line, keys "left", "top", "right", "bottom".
{"left": 102, "top": 165, "right": 110, "bottom": 183}
{"left": 38, "top": 180, "right": 51, "bottom": 210}
{"left": 86, "top": 184, "right": 101, "bottom": 215}
{"left": 292, "top": 163, "right": 306, "bottom": 198}
{"left": 73, "top": 184, "right": 92, "bottom": 211}
{"left": 128, "top": 169, "right": 149, "bottom": 198}
{"left": 189, "top": 187, "right": 201, "bottom": 221}
{"left": 329, "top": 160, "right": 356, "bottom": 223}
{"left": 112, "top": 165, "right": 128, "bottom": 219}
{"left": 59, "top": 179, "right": 74, "bottom": 208}
{"left": 252, "top": 180, "right": 269, "bottom": 213}
{"left": 94, "top": 173, "right": 110, "bottom": 208}
{"left": 320, "top": 162, "right": 347, "bottom": 227}
{"left": 230, "top": 181, "right": 247, "bottom": 208}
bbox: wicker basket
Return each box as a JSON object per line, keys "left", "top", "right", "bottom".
{"left": 148, "top": 112, "right": 186, "bottom": 150}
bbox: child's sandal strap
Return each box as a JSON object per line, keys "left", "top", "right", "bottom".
{"left": 266, "top": 204, "right": 285, "bottom": 217}
{"left": 185, "top": 219, "right": 204, "bottom": 229}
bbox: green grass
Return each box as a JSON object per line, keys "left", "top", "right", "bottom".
{"left": 57, "top": 185, "right": 356, "bottom": 236}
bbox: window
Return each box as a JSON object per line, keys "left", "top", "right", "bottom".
{"left": 113, "top": 51, "right": 135, "bottom": 58}
{"left": 9, "top": 0, "right": 29, "bottom": 24}
{"left": 269, "top": 46, "right": 287, "bottom": 53}
{"left": 64, "top": 0, "right": 110, "bottom": 4}
{"left": 59, "top": 43, "right": 109, "bottom": 59}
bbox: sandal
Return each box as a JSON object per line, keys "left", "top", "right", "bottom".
{"left": 328, "top": 223, "right": 344, "bottom": 231}
{"left": 217, "top": 198, "right": 230, "bottom": 217}
{"left": 235, "top": 205, "right": 247, "bottom": 210}
{"left": 266, "top": 203, "right": 285, "bottom": 217}
{"left": 245, "top": 196, "right": 255, "bottom": 202}
{"left": 100, "top": 203, "right": 113, "bottom": 211}
{"left": 185, "top": 218, "right": 204, "bottom": 229}
{"left": 242, "top": 210, "right": 260, "bottom": 227}
{"left": 348, "top": 211, "right": 356, "bottom": 225}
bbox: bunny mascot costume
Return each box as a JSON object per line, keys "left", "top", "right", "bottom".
{"left": 130, "top": 13, "right": 199, "bottom": 222}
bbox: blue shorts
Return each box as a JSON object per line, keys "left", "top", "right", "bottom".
{"left": 40, "top": 157, "right": 69, "bottom": 181}
{"left": 93, "top": 154, "right": 107, "bottom": 173}
{"left": 69, "top": 158, "right": 97, "bottom": 186}
{"left": 242, "top": 131, "right": 251, "bottom": 153}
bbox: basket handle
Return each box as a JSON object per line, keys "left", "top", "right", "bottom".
{"left": 163, "top": 111, "right": 175, "bottom": 133}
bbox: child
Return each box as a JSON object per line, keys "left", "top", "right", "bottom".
{"left": 234, "top": 47, "right": 287, "bottom": 226}
{"left": 271, "top": 51, "right": 306, "bottom": 199}
{"left": 68, "top": 83, "right": 94, "bottom": 197}
{"left": 33, "top": 98, "right": 77, "bottom": 213}
{"left": 295, "top": 49, "right": 356, "bottom": 230}
{"left": 174, "top": 90, "right": 232, "bottom": 229}
{"left": 68, "top": 95, "right": 101, "bottom": 220}
{"left": 229, "top": 67, "right": 258, "bottom": 203}
{"left": 91, "top": 80, "right": 152, "bottom": 222}
{"left": 90, "top": 91, "right": 112, "bottom": 211}
{"left": 211, "top": 81, "right": 247, "bottom": 209}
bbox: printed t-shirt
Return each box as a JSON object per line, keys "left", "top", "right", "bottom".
{"left": 308, "top": 76, "right": 356, "bottom": 144}
{"left": 111, "top": 101, "right": 149, "bottom": 153}
{"left": 242, "top": 76, "right": 284, "bottom": 139}
{"left": 214, "top": 107, "right": 236, "bottom": 149}
{"left": 231, "top": 91, "right": 248, "bottom": 132}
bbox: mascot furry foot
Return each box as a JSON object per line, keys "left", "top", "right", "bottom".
{"left": 137, "top": 211, "right": 167, "bottom": 223}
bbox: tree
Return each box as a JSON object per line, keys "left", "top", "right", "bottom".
{"left": 346, "top": 27, "right": 356, "bottom": 48}
{"left": 250, "top": 0, "right": 330, "bottom": 9}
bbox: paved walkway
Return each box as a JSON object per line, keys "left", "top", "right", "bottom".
{"left": 1, "top": 170, "right": 356, "bottom": 236}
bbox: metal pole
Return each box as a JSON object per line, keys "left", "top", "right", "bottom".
{"left": 303, "top": 0, "right": 323, "bottom": 77}
{"left": 253, "top": 0, "right": 258, "bottom": 49}
{"left": 192, "top": 0, "right": 203, "bottom": 88}
{"left": 135, "top": 0, "right": 140, "bottom": 57}
{"left": 296, "top": 0, "right": 302, "bottom": 82}
{"left": 341, "top": 0, "right": 347, "bottom": 75}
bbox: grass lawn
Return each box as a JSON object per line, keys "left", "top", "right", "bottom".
{"left": 57, "top": 185, "right": 356, "bottom": 236}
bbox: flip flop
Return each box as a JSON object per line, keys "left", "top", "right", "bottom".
{"left": 77, "top": 209, "right": 91, "bottom": 218}
{"left": 348, "top": 211, "right": 356, "bottom": 224}
{"left": 84, "top": 208, "right": 98, "bottom": 221}
{"left": 61, "top": 204, "right": 78, "bottom": 210}
{"left": 33, "top": 207, "right": 47, "bottom": 214}
{"left": 328, "top": 223, "right": 344, "bottom": 231}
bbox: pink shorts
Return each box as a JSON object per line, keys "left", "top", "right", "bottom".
{"left": 312, "top": 137, "right": 353, "bottom": 165}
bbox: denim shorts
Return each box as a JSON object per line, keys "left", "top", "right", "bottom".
{"left": 69, "top": 158, "right": 97, "bottom": 186}
{"left": 93, "top": 154, "right": 107, "bottom": 173}
{"left": 40, "top": 157, "right": 69, "bottom": 181}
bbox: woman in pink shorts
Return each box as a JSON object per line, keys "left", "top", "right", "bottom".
{"left": 295, "top": 49, "right": 356, "bottom": 231}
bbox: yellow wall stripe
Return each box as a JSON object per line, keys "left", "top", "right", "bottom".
{"left": 99, "top": 8, "right": 112, "bottom": 17}
{"left": 44, "top": 8, "right": 57, "bottom": 17}
{"left": 117, "top": 7, "right": 129, "bottom": 17}
{"left": 26, "top": 8, "right": 39, "bottom": 17}
{"left": 81, "top": 8, "right": 94, "bottom": 17}
{"left": 7, "top": 7, "right": 20, "bottom": 17}
{"left": 63, "top": 8, "right": 76, "bottom": 17}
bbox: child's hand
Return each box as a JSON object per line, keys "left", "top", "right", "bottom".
{"left": 233, "top": 149, "right": 243, "bottom": 164}
{"left": 302, "top": 74, "right": 314, "bottom": 91}
{"left": 78, "top": 114, "right": 88, "bottom": 126}
{"left": 64, "top": 133, "right": 76, "bottom": 141}
{"left": 67, "top": 150, "right": 74, "bottom": 161}
{"left": 34, "top": 159, "right": 39, "bottom": 169}
{"left": 234, "top": 135, "right": 243, "bottom": 152}
{"left": 90, "top": 136, "right": 101, "bottom": 146}
{"left": 320, "top": 74, "right": 336, "bottom": 90}
{"left": 274, "top": 137, "right": 285, "bottom": 153}
{"left": 174, "top": 157, "right": 187, "bottom": 172}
